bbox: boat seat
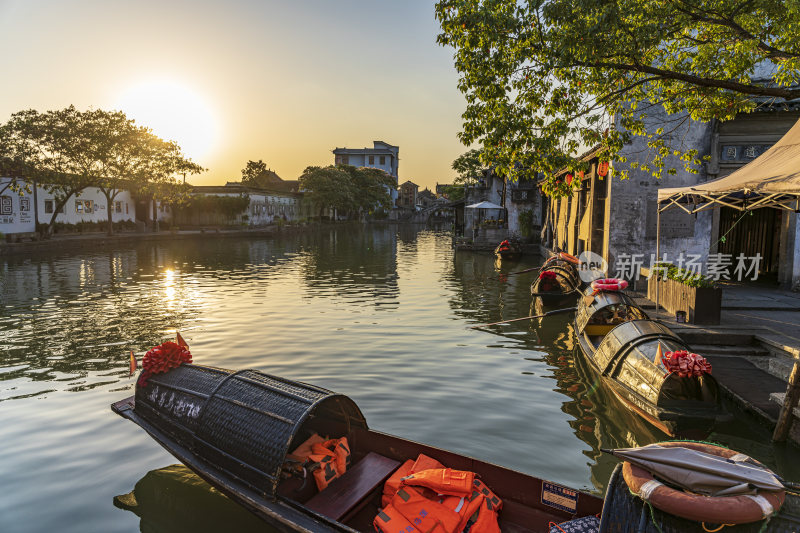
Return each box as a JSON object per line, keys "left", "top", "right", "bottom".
{"left": 584, "top": 324, "right": 616, "bottom": 336}
{"left": 304, "top": 452, "right": 401, "bottom": 522}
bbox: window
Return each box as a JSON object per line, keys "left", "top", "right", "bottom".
{"left": 342, "top": 155, "right": 349, "bottom": 165}
{"left": 369, "top": 155, "right": 375, "bottom": 165}
{"left": 75, "top": 199, "right": 94, "bottom": 213}
{"left": 125, "top": 203, "right": 129, "bottom": 214}
{"left": 380, "top": 156, "right": 386, "bottom": 165}
{"left": 44, "top": 200, "right": 54, "bottom": 214}
{"left": 114, "top": 201, "right": 122, "bottom": 213}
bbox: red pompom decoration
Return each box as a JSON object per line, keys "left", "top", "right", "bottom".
{"left": 138, "top": 341, "right": 192, "bottom": 387}
{"left": 539, "top": 270, "right": 558, "bottom": 280}
{"left": 662, "top": 350, "right": 712, "bottom": 378}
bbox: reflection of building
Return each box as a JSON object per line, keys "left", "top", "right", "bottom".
{"left": 333, "top": 140, "right": 400, "bottom": 205}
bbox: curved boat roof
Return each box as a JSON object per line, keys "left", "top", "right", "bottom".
{"left": 575, "top": 287, "right": 647, "bottom": 332}
{"left": 135, "top": 364, "right": 368, "bottom": 498}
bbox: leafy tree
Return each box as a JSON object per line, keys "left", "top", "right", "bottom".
{"left": 0, "top": 106, "right": 202, "bottom": 236}
{"left": 340, "top": 165, "right": 396, "bottom": 216}
{"left": 298, "top": 165, "right": 356, "bottom": 218}
{"left": 0, "top": 107, "right": 107, "bottom": 235}
{"left": 241, "top": 159, "right": 283, "bottom": 189}
{"left": 435, "top": 0, "right": 800, "bottom": 196}
{"left": 442, "top": 184, "right": 465, "bottom": 202}
{"left": 242, "top": 159, "right": 267, "bottom": 183}
{"left": 452, "top": 148, "right": 486, "bottom": 185}
{"left": 104, "top": 126, "right": 202, "bottom": 234}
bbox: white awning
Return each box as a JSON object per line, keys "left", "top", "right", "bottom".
{"left": 465, "top": 201, "right": 504, "bottom": 209}
{"left": 658, "top": 118, "right": 800, "bottom": 213}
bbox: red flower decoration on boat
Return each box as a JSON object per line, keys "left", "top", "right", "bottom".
{"left": 662, "top": 350, "right": 712, "bottom": 378}
{"left": 138, "top": 341, "right": 192, "bottom": 387}
{"left": 539, "top": 270, "right": 558, "bottom": 280}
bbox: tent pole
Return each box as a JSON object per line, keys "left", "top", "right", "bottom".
{"left": 655, "top": 206, "right": 661, "bottom": 317}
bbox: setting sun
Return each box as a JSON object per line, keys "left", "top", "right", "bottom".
{"left": 114, "top": 80, "right": 218, "bottom": 163}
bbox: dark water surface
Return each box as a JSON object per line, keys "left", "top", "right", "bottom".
{"left": 2, "top": 226, "right": 798, "bottom": 532}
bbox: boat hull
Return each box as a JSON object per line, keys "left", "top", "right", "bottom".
{"left": 113, "top": 395, "right": 603, "bottom": 532}
{"left": 574, "top": 334, "right": 723, "bottom": 438}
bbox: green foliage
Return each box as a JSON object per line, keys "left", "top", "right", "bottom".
{"left": 50, "top": 219, "right": 137, "bottom": 234}
{"left": 0, "top": 106, "right": 202, "bottom": 235}
{"left": 452, "top": 149, "right": 485, "bottom": 185}
{"left": 178, "top": 194, "right": 250, "bottom": 220}
{"left": 654, "top": 262, "right": 715, "bottom": 288}
{"left": 442, "top": 184, "right": 465, "bottom": 201}
{"left": 299, "top": 165, "right": 395, "bottom": 217}
{"left": 518, "top": 209, "right": 535, "bottom": 237}
{"left": 435, "top": 0, "right": 800, "bottom": 196}
{"left": 241, "top": 159, "right": 283, "bottom": 189}
{"left": 242, "top": 160, "right": 267, "bottom": 184}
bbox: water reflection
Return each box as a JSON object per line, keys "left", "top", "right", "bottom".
{"left": 1, "top": 226, "right": 799, "bottom": 533}
{"left": 114, "top": 465, "right": 270, "bottom": 533}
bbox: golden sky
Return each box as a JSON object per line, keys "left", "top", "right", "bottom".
{"left": 0, "top": 0, "right": 469, "bottom": 189}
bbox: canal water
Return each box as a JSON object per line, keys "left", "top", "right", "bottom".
{"left": 1, "top": 225, "right": 799, "bottom": 533}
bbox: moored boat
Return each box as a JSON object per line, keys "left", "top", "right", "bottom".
{"left": 573, "top": 286, "right": 729, "bottom": 437}
{"left": 112, "top": 361, "right": 604, "bottom": 532}
{"left": 494, "top": 239, "right": 522, "bottom": 260}
{"left": 530, "top": 254, "right": 582, "bottom": 305}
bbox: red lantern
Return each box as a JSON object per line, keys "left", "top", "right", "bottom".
{"left": 565, "top": 173, "right": 573, "bottom": 185}
{"left": 598, "top": 161, "right": 609, "bottom": 177}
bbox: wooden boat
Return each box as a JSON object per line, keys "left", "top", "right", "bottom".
{"left": 494, "top": 239, "right": 522, "bottom": 260}
{"left": 573, "top": 287, "right": 729, "bottom": 437}
{"left": 112, "top": 364, "right": 603, "bottom": 532}
{"left": 530, "top": 258, "right": 582, "bottom": 306}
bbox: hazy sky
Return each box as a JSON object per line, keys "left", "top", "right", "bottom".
{"left": 0, "top": 0, "right": 469, "bottom": 189}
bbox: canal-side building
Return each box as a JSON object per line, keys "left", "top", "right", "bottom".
{"left": 333, "top": 140, "right": 400, "bottom": 205}
{"left": 398, "top": 180, "right": 419, "bottom": 209}
{"left": 183, "top": 183, "right": 301, "bottom": 227}
{"left": 0, "top": 177, "right": 142, "bottom": 235}
{"left": 539, "top": 105, "right": 800, "bottom": 289}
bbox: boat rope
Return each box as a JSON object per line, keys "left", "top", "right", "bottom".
{"left": 702, "top": 522, "right": 735, "bottom": 532}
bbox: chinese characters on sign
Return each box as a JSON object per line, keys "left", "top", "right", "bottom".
{"left": 19, "top": 196, "right": 32, "bottom": 224}
{"left": 613, "top": 253, "right": 762, "bottom": 281}
{"left": 0, "top": 195, "right": 12, "bottom": 216}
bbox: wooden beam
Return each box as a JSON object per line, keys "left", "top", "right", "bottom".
{"left": 773, "top": 359, "right": 800, "bottom": 442}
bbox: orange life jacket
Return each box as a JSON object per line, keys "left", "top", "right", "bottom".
{"left": 374, "top": 486, "right": 461, "bottom": 533}
{"left": 382, "top": 454, "right": 444, "bottom": 507}
{"left": 375, "top": 463, "right": 503, "bottom": 533}
{"left": 402, "top": 468, "right": 474, "bottom": 497}
{"left": 404, "top": 472, "right": 502, "bottom": 533}
{"left": 288, "top": 433, "right": 351, "bottom": 491}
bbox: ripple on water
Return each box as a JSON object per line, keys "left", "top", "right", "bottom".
{"left": 1, "top": 227, "right": 799, "bottom": 533}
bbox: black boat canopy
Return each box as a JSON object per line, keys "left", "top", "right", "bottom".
{"left": 575, "top": 287, "right": 647, "bottom": 333}
{"left": 134, "top": 364, "right": 367, "bottom": 498}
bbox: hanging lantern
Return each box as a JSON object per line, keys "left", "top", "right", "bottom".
{"left": 565, "top": 173, "right": 573, "bottom": 185}
{"left": 598, "top": 161, "right": 609, "bottom": 177}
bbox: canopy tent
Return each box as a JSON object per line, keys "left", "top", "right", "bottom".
{"left": 465, "top": 201, "right": 504, "bottom": 209}
{"left": 658, "top": 118, "right": 800, "bottom": 214}
{"left": 652, "top": 117, "right": 800, "bottom": 333}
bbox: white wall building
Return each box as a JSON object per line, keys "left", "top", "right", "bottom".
{"left": 333, "top": 140, "right": 400, "bottom": 205}
{"left": 0, "top": 178, "right": 139, "bottom": 234}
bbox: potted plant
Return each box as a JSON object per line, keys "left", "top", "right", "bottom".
{"left": 647, "top": 263, "right": 722, "bottom": 325}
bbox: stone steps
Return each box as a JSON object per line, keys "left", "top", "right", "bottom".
{"left": 689, "top": 343, "right": 770, "bottom": 357}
